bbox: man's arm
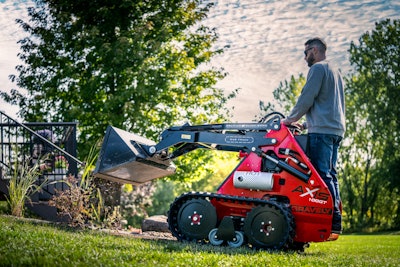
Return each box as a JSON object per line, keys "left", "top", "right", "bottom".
{"left": 282, "top": 64, "right": 324, "bottom": 125}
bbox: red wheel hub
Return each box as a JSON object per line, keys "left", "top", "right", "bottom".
{"left": 260, "top": 220, "right": 275, "bottom": 236}
{"left": 189, "top": 211, "right": 203, "bottom": 225}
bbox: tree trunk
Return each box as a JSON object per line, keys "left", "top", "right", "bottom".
{"left": 360, "top": 158, "right": 371, "bottom": 226}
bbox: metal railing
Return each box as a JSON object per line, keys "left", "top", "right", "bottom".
{"left": 0, "top": 110, "right": 81, "bottom": 200}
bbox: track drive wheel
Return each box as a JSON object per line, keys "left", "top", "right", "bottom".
{"left": 244, "top": 204, "right": 292, "bottom": 250}
{"left": 176, "top": 199, "right": 217, "bottom": 241}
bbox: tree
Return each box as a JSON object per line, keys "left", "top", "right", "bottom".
{"left": 344, "top": 18, "right": 400, "bottom": 229}
{"left": 349, "top": 19, "right": 400, "bottom": 187}
{"left": 2, "top": 0, "right": 233, "bottom": 160}
{"left": 1, "top": 0, "right": 236, "bottom": 217}
{"left": 339, "top": 84, "right": 380, "bottom": 229}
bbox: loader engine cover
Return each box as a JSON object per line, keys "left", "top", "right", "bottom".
{"left": 94, "top": 126, "right": 176, "bottom": 184}
{"left": 233, "top": 171, "right": 274, "bottom": 191}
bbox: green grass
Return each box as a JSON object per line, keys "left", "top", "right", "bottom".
{"left": 1, "top": 215, "right": 399, "bottom": 266}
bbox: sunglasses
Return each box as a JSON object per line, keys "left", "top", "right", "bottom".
{"left": 304, "top": 47, "right": 314, "bottom": 56}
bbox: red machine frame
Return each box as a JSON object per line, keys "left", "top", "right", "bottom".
{"left": 94, "top": 112, "right": 339, "bottom": 251}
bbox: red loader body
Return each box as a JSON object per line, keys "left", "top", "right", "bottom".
{"left": 94, "top": 112, "right": 340, "bottom": 251}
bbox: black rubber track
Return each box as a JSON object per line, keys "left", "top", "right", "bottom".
{"left": 167, "top": 192, "right": 298, "bottom": 250}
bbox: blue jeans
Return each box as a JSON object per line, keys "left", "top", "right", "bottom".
{"left": 308, "top": 133, "right": 342, "bottom": 228}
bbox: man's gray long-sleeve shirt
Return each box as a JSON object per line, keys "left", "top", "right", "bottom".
{"left": 285, "top": 60, "right": 346, "bottom": 137}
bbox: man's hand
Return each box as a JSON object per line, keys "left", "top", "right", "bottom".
{"left": 282, "top": 119, "right": 305, "bottom": 131}
{"left": 291, "top": 122, "right": 305, "bottom": 131}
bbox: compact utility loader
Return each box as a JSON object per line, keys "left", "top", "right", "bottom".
{"left": 94, "top": 112, "right": 340, "bottom": 251}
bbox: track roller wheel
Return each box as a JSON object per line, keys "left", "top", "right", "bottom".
{"left": 208, "top": 228, "right": 224, "bottom": 246}
{"left": 244, "top": 205, "right": 292, "bottom": 250}
{"left": 177, "top": 198, "right": 217, "bottom": 241}
{"left": 227, "top": 231, "right": 245, "bottom": 248}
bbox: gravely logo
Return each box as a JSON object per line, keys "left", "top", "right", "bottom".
{"left": 291, "top": 205, "right": 332, "bottom": 215}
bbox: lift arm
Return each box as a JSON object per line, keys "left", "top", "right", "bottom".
{"left": 93, "top": 115, "right": 309, "bottom": 185}
{"left": 145, "top": 122, "right": 281, "bottom": 159}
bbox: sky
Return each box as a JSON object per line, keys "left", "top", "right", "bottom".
{"left": 1, "top": 0, "right": 400, "bottom": 122}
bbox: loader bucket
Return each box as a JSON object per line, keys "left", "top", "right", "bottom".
{"left": 93, "top": 126, "right": 176, "bottom": 185}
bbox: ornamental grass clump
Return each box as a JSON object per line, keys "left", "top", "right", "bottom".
{"left": 6, "top": 156, "right": 49, "bottom": 217}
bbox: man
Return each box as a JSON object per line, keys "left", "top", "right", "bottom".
{"left": 282, "top": 37, "right": 345, "bottom": 235}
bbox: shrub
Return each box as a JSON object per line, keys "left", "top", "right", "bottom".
{"left": 49, "top": 143, "right": 122, "bottom": 229}
{"left": 48, "top": 175, "right": 90, "bottom": 227}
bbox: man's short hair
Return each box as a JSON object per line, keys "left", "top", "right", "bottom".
{"left": 305, "top": 38, "right": 327, "bottom": 52}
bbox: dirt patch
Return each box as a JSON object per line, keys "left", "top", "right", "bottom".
{"left": 100, "top": 228, "right": 177, "bottom": 241}
{"left": 3, "top": 214, "right": 176, "bottom": 241}
{"left": 100, "top": 215, "right": 176, "bottom": 241}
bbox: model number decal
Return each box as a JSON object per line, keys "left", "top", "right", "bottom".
{"left": 292, "top": 185, "right": 330, "bottom": 205}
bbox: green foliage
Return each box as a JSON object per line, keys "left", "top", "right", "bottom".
{"left": 0, "top": 201, "right": 7, "bottom": 214}
{"left": 1, "top": 215, "right": 400, "bottom": 266}
{"left": 342, "top": 18, "right": 400, "bottom": 229}
{"left": 189, "top": 151, "right": 239, "bottom": 192}
{"left": 120, "top": 183, "right": 156, "bottom": 227}
{"left": 146, "top": 179, "right": 176, "bottom": 217}
{"left": 2, "top": 0, "right": 236, "bottom": 225}
{"left": 3, "top": 0, "right": 233, "bottom": 161}
{"left": 0, "top": 0, "right": 237, "bottom": 196}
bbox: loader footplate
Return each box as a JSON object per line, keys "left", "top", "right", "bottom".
{"left": 167, "top": 192, "right": 295, "bottom": 250}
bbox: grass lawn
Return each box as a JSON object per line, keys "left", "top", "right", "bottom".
{"left": 1, "top": 214, "right": 399, "bottom": 267}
